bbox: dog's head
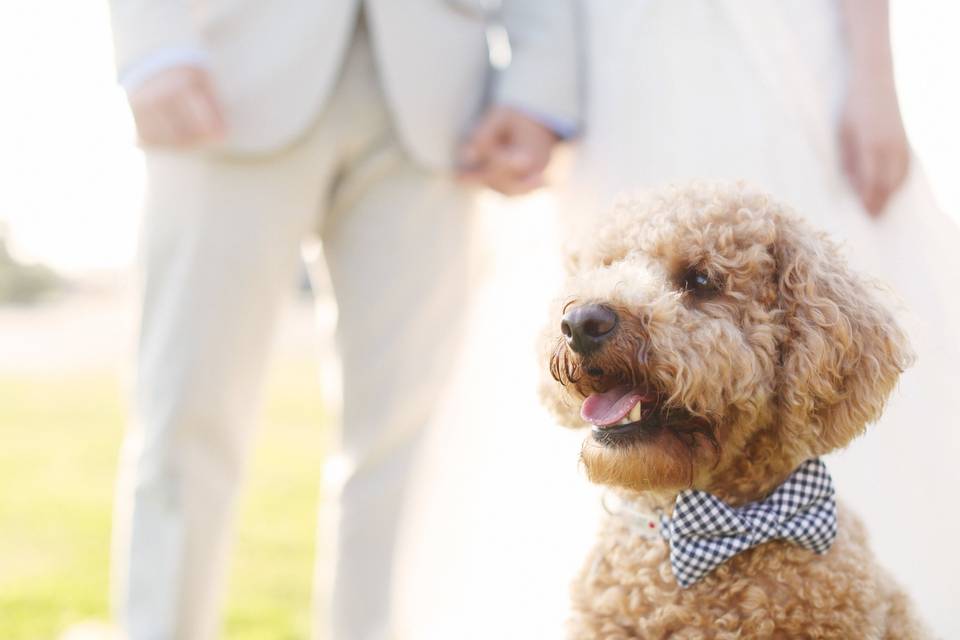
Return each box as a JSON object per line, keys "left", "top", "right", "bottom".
{"left": 543, "top": 183, "right": 911, "bottom": 496}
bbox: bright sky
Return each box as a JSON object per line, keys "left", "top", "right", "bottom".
{"left": 0, "top": 1, "right": 957, "bottom": 274}
{"left": 0, "top": 2, "right": 141, "bottom": 273}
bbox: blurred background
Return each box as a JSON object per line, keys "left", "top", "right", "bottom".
{"left": 0, "top": 1, "right": 957, "bottom": 638}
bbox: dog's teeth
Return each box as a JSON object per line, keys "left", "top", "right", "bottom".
{"left": 628, "top": 402, "right": 643, "bottom": 423}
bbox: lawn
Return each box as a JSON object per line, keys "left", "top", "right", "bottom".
{"left": 0, "top": 361, "right": 326, "bottom": 639}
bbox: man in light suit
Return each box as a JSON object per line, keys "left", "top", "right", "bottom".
{"left": 107, "top": 0, "right": 579, "bottom": 638}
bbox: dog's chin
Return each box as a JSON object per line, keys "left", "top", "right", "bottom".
{"left": 581, "top": 431, "right": 696, "bottom": 492}
{"left": 579, "top": 405, "right": 718, "bottom": 492}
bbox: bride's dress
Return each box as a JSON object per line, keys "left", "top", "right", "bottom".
{"left": 390, "top": 192, "right": 602, "bottom": 639}
{"left": 393, "top": 1, "right": 960, "bottom": 637}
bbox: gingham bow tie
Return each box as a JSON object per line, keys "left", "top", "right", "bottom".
{"left": 660, "top": 458, "right": 838, "bottom": 588}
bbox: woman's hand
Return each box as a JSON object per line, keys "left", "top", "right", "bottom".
{"left": 839, "top": 74, "right": 910, "bottom": 216}
{"left": 838, "top": 0, "right": 910, "bottom": 217}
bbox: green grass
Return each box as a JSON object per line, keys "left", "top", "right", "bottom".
{"left": 0, "top": 362, "right": 326, "bottom": 639}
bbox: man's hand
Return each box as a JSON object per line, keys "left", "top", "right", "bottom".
{"left": 458, "top": 106, "right": 560, "bottom": 196}
{"left": 839, "top": 77, "right": 910, "bottom": 217}
{"left": 128, "top": 66, "right": 226, "bottom": 148}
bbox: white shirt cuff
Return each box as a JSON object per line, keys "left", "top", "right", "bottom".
{"left": 119, "top": 47, "right": 210, "bottom": 93}
{"left": 503, "top": 104, "right": 579, "bottom": 140}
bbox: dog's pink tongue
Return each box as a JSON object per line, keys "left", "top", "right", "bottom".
{"left": 581, "top": 386, "right": 643, "bottom": 427}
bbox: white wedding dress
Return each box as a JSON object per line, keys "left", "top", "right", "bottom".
{"left": 393, "top": 2, "right": 960, "bottom": 637}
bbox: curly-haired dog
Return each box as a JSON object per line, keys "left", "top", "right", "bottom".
{"left": 542, "top": 183, "right": 929, "bottom": 638}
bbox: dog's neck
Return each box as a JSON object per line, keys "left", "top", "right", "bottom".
{"left": 619, "top": 428, "right": 807, "bottom": 512}
{"left": 702, "top": 427, "right": 806, "bottom": 506}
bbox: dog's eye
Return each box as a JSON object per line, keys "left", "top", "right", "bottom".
{"left": 681, "top": 268, "right": 722, "bottom": 296}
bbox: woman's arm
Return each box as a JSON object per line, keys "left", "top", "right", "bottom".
{"left": 837, "top": 0, "right": 910, "bottom": 216}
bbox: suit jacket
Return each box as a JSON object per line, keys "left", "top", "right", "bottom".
{"left": 108, "top": 0, "right": 580, "bottom": 167}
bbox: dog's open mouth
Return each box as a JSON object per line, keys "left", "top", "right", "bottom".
{"left": 581, "top": 385, "right": 708, "bottom": 447}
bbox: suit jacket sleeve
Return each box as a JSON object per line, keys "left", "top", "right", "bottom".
{"left": 495, "top": 0, "right": 582, "bottom": 133}
{"left": 108, "top": 0, "right": 203, "bottom": 78}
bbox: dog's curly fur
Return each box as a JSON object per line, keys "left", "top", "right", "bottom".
{"left": 541, "top": 182, "right": 929, "bottom": 638}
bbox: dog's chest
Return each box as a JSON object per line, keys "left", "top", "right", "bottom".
{"left": 571, "top": 515, "right": 887, "bottom": 638}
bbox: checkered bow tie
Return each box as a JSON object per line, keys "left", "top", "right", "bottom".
{"left": 660, "top": 458, "right": 838, "bottom": 588}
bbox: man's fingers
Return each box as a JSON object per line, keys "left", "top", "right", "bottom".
{"left": 136, "top": 88, "right": 224, "bottom": 147}
{"left": 456, "top": 167, "right": 486, "bottom": 186}
{"left": 484, "top": 152, "right": 523, "bottom": 195}
{"left": 164, "top": 95, "right": 205, "bottom": 146}
{"left": 180, "top": 90, "right": 226, "bottom": 141}
{"left": 127, "top": 66, "right": 227, "bottom": 148}
{"left": 458, "top": 163, "right": 517, "bottom": 196}
{"left": 460, "top": 110, "right": 507, "bottom": 169}
{"left": 461, "top": 167, "right": 544, "bottom": 196}
{"left": 510, "top": 171, "right": 547, "bottom": 194}
{"left": 501, "top": 147, "right": 538, "bottom": 175}
{"left": 192, "top": 75, "right": 227, "bottom": 134}
{"left": 135, "top": 105, "right": 180, "bottom": 146}
{"left": 464, "top": 151, "right": 547, "bottom": 196}
{"left": 458, "top": 106, "right": 558, "bottom": 195}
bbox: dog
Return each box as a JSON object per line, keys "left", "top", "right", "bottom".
{"left": 542, "top": 183, "right": 929, "bottom": 638}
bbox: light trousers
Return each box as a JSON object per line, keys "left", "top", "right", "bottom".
{"left": 111, "top": 25, "right": 472, "bottom": 640}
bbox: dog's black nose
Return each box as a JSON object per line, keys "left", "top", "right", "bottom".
{"left": 561, "top": 304, "right": 618, "bottom": 354}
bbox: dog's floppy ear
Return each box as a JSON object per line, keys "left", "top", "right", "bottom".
{"left": 773, "top": 213, "right": 912, "bottom": 455}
